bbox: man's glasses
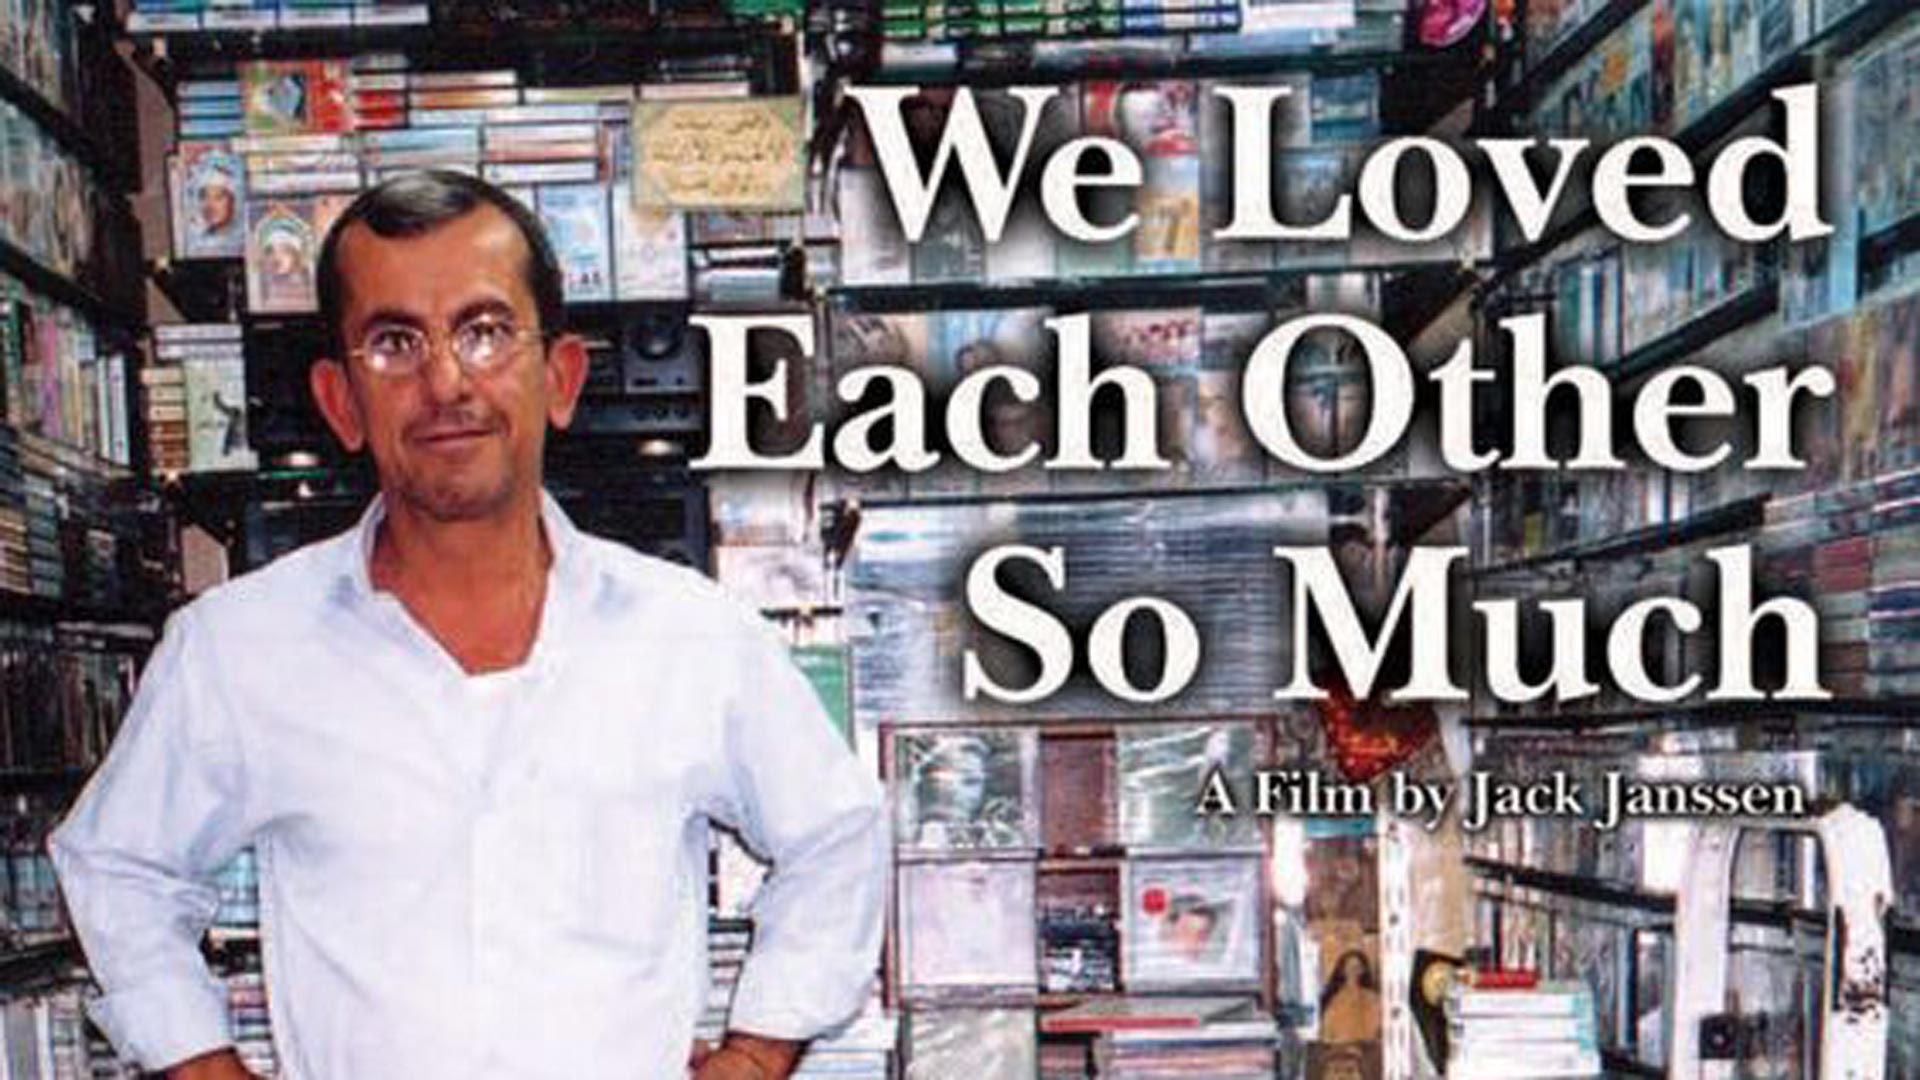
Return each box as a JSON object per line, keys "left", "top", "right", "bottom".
{"left": 350, "top": 314, "right": 539, "bottom": 377}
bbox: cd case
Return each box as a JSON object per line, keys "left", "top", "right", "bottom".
{"left": 899, "top": 860, "right": 1038, "bottom": 997}
{"left": 894, "top": 729, "right": 1040, "bottom": 853}
{"left": 1116, "top": 722, "right": 1262, "bottom": 851}
{"left": 1122, "top": 855, "right": 1263, "bottom": 989}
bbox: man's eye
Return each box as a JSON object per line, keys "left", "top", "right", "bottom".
{"left": 469, "top": 320, "right": 516, "bottom": 346}
{"left": 367, "top": 329, "right": 420, "bottom": 356}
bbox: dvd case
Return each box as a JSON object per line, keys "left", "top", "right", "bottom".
{"left": 904, "top": 1008, "right": 1037, "bottom": 1080}
{"left": 172, "top": 142, "right": 247, "bottom": 259}
{"left": 244, "top": 198, "right": 320, "bottom": 314}
{"left": 1122, "top": 856, "right": 1263, "bottom": 988}
{"left": 895, "top": 729, "right": 1040, "bottom": 853}
{"left": 1116, "top": 723, "right": 1262, "bottom": 851}
{"left": 536, "top": 183, "right": 614, "bottom": 302}
{"left": 899, "top": 860, "right": 1038, "bottom": 995}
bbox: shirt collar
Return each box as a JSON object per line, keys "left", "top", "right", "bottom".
{"left": 335, "top": 488, "right": 589, "bottom": 602}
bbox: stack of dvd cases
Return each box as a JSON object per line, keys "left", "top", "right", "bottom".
{"left": 127, "top": 0, "right": 429, "bottom": 34}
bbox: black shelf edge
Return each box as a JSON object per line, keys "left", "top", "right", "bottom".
{"left": 859, "top": 475, "right": 1468, "bottom": 511}
{"left": 1474, "top": 494, "right": 1770, "bottom": 577}
{"left": 1465, "top": 696, "right": 1920, "bottom": 732}
{"left": 148, "top": 259, "right": 247, "bottom": 325}
{"left": 1465, "top": 856, "right": 1676, "bottom": 915}
{"left": 0, "top": 767, "right": 93, "bottom": 796}
{"left": 0, "top": 590, "right": 169, "bottom": 630}
{"left": 1892, "top": 915, "right": 1920, "bottom": 954}
{"left": 856, "top": 42, "right": 1478, "bottom": 86}
{"left": 0, "top": 66, "right": 132, "bottom": 193}
{"left": 130, "top": 18, "right": 796, "bottom": 94}
{"left": 760, "top": 603, "right": 845, "bottom": 619}
{"left": 1608, "top": 279, "right": 1779, "bottom": 382}
{"left": 0, "top": 237, "right": 144, "bottom": 332}
{"left": 1398, "top": 478, "right": 1475, "bottom": 542}
{"left": 1495, "top": 0, "right": 1653, "bottom": 118}
{"left": 0, "top": 938, "right": 84, "bottom": 988}
{"left": 1600, "top": 1052, "right": 1667, "bottom": 1078}
{"left": 829, "top": 260, "right": 1473, "bottom": 312}
{"left": 1860, "top": 207, "right": 1920, "bottom": 279}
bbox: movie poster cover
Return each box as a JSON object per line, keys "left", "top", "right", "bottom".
{"left": 895, "top": 729, "right": 1039, "bottom": 853}
{"left": 172, "top": 142, "right": 247, "bottom": 259}
{"left": 1122, "top": 856, "right": 1263, "bottom": 988}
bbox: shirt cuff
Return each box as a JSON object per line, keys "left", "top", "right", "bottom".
{"left": 87, "top": 970, "right": 234, "bottom": 1072}
{"left": 727, "top": 951, "right": 875, "bottom": 1042}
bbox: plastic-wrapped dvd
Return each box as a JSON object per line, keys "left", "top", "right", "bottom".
{"left": 895, "top": 729, "right": 1040, "bottom": 853}
{"left": 1116, "top": 722, "right": 1261, "bottom": 851}
{"left": 1122, "top": 856, "right": 1262, "bottom": 988}
{"left": 900, "top": 861, "right": 1038, "bottom": 996}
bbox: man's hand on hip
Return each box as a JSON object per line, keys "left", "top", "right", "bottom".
{"left": 690, "top": 1032, "right": 803, "bottom": 1080}
{"left": 165, "top": 1048, "right": 258, "bottom": 1080}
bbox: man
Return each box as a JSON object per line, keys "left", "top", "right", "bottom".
{"left": 50, "top": 172, "right": 889, "bottom": 1080}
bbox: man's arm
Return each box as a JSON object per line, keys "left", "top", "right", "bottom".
{"left": 709, "top": 622, "right": 890, "bottom": 1077}
{"left": 49, "top": 606, "right": 254, "bottom": 1074}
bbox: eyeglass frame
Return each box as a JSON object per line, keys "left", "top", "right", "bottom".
{"left": 342, "top": 309, "right": 553, "bottom": 378}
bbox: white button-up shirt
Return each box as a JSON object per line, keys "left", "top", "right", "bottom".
{"left": 50, "top": 494, "right": 889, "bottom": 1079}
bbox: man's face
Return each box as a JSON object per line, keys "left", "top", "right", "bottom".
{"left": 199, "top": 183, "right": 235, "bottom": 231}
{"left": 310, "top": 205, "right": 585, "bottom": 523}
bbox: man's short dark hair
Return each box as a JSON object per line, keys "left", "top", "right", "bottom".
{"left": 316, "top": 170, "right": 566, "bottom": 360}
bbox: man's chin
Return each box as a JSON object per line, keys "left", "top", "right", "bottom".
{"left": 394, "top": 474, "right": 518, "bottom": 524}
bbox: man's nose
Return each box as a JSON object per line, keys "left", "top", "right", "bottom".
{"left": 419, "top": 340, "right": 471, "bottom": 404}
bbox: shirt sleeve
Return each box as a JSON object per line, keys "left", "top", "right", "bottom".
{"left": 715, "top": 620, "right": 889, "bottom": 1042}
{"left": 48, "top": 604, "right": 253, "bottom": 1071}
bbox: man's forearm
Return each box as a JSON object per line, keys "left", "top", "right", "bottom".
{"left": 165, "top": 1048, "right": 252, "bottom": 1080}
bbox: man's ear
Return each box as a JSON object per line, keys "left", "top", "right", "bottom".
{"left": 543, "top": 333, "right": 590, "bottom": 430}
{"left": 311, "top": 358, "right": 367, "bottom": 452}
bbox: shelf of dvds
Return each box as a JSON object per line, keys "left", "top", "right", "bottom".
{"left": 1602, "top": 277, "right": 1779, "bottom": 382}
{"left": 1467, "top": 857, "right": 1677, "bottom": 916}
{"left": 859, "top": 476, "right": 1468, "bottom": 515}
{"left": 1472, "top": 494, "right": 1769, "bottom": 577}
{"left": 1494, "top": 0, "right": 1655, "bottom": 116}
{"left": 127, "top": 17, "right": 803, "bottom": 101}
{"left": 829, "top": 262, "right": 1483, "bottom": 314}
{"left": 1482, "top": 0, "right": 1913, "bottom": 286}
{"left": 0, "top": 237, "right": 143, "bottom": 334}
{"left": 1465, "top": 697, "right": 1920, "bottom": 732}
{"left": 847, "top": 40, "right": 1483, "bottom": 85}
{"left": 1472, "top": 853, "right": 1884, "bottom": 942}
{"left": 1860, "top": 207, "right": 1920, "bottom": 285}
{"left": 0, "top": 939, "right": 83, "bottom": 990}
{"left": 0, "top": 62, "right": 133, "bottom": 196}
